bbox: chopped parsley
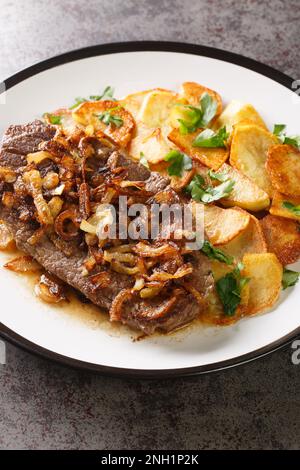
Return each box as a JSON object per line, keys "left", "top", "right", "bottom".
{"left": 69, "top": 86, "right": 115, "bottom": 109}
{"left": 201, "top": 240, "right": 234, "bottom": 265}
{"left": 273, "top": 124, "right": 300, "bottom": 149}
{"left": 186, "top": 174, "right": 234, "bottom": 203}
{"left": 164, "top": 150, "right": 192, "bottom": 177}
{"left": 216, "top": 263, "right": 250, "bottom": 316}
{"left": 208, "top": 169, "right": 229, "bottom": 182}
{"left": 96, "top": 107, "right": 123, "bottom": 128}
{"left": 45, "top": 114, "right": 62, "bottom": 125}
{"left": 193, "top": 126, "right": 229, "bottom": 148}
{"left": 282, "top": 201, "right": 300, "bottom": 217}
{"left": 282, "top": 268, "right": 300, "bottom": 290}
{"left": 177, "top": 92, "right": 217, "bottom": 134}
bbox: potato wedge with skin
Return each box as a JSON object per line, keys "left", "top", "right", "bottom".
{"left": 129, "top": 123, "right": 173, "bottom": 164}
{"left": 181, "top": 82, "right": 222, "bottom": 116}
{"left": 260, "top": 214, "right": 300, "bottom": 265}
{"left": 213, "top": 100, "right": 268, "bottom": 133}
{"left": 72, "top": 101, "right": 135, "bottom": 147}
{"left": 203, "top": 204, "right": 250, "bottom": 245}
{"left": 138, "top": 90, "right": 184, "bottom": 127}
{"left": 230, "top": 123, "right": 278, "bottom": 195}
{"left": 266, "top": 144, "right": 300, "bottom": 197}
{"left": 221, "top": 213, "right": 267, "bottom": 261}
{"left": 217, "top": 163, "right": 270, "bottom": 211}
{"left": 168, "top": 128, "right": 228, "bottom": 170}
{"left": 242, "top": 253, "right": 283, "bottom": 316}
{"left": 270, "top": 191, "right": 300, "bottom": 221}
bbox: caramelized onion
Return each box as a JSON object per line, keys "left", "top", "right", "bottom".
{"left": 54, "top": 209, "right": 80, "bottom": 240}
{"left": 22, "top": 170, "right": 53, "bottom": 225}
{"left": 110, "top": 260, "right": 140, "bottom": 275}
{"left": 138, "top": 291, "right": 182, "bottom": 320}
{"left": 48, "top": 196, "right": 63, "bottom": 218}
{"left": 89, "top": 271, "right": 111, "bottom": 289}
{"left": 1, "top": 191, "right": 14, "bottom": 208}
{"left": 147, "top": 263, "right": 193, "bottom": 282}
{"left": 0, "top": 220, "right": 15, "bottom": 250}
{"left": 43, "top": 172, "right": 59, "bottom": 190}
{"left": 182, "top": 282, "right": 205, "bottom": 307}
{"left": 132, "top": 242, "right": 178, "bottom": 258}
{"left": 27, "top": 151, "right": 57, "bottom": 165}
{"left": 79, "top": 182, "right": 91, "bottom": 219}
{"left": 35, "top": 273, "right": 67, "bottom": 303}
{"left": 109, "top": 288, "right": 133, "bottom": 322}
{"left": 0, "top": 167, "right": 16, "bottom": 183}
{"left": 4, "top": 255, "right": 41, "bottom": 273}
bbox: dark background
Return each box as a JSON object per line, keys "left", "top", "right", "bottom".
{"left": 0, "top": 0, "right": 299, "bottom": 449}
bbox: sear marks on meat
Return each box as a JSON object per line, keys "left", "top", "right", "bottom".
{"left": 0, "top": 121, "right": 214, "bottom": 334}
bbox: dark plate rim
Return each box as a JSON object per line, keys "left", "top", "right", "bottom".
{"left": 0, "top": 40, "right": 298, "bottom": 379}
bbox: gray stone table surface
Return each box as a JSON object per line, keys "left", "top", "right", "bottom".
{"left": 0, "top": 0, "right": 299, "bottom": 450}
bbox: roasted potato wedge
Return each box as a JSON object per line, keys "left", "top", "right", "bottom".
{"left": 203, "top": 204, "right": 250, "bottom": 245}
{"left": 213, "top": 100, "right": 268, "bottom": 132}
{"left": 138, "top": 90, "right": 184, "bottom": 127}
{"left": 266, "top": 144, "right": 300, "bottom": 197}
{"left": 168, "top": 128, "right": 228, "bottom": 170}
{"left": 242, "top": 253, "right": 283, "bottom": 316}
{"left": 260, "top": 214, "right": 300, "bottom": 265}
{"left": 221, "top": 213, "right": 267, "bottom": 261}
{"left": 270, "top": 191, "right": 300, "bottom": 221}
{"left": 217, "top": 163, "right": 270, "bottom": 211}
{"left": 72, "top": 101, "right": 135, "bottom": 147}
{"left": 129, "top": 123, "right": 173, "bottom": 164}
{"left": 180, "top": 81, "right": 222, "bottom": 116}
{"left": 229, "top": 123, "right": 278, "bottom": 195}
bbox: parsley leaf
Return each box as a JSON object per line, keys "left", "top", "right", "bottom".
{"left": 282, "top": 268, "right": 300, "bottom": 290}
{"left": 200, "top": 92, "right": 218, "bottom": 127}
{"left": 273, "top": 124, "right": 300, "bottom": 149}
{"left": 193, "top": 126, "right": 229, "bottom": 148}
{"left": 186, "top": 174, "right": 234, "bottom": 203}
{"left": 282, "top": 201, "right": 300, "bottom": 217}
{"left": 208, "top": 169, "right": 229, "bottom": 182}
{"left": 273, "top": 124, "right": 286, "bottom": 138}
{"left": 201, "top": 240, "right": 234, "bottom": 265}
{"left": 45, "top": 114, "right": 62, "bottom": 125}
{"left": 164, "top": 150, "right": 192, "bottom": 177}
{"left": 69, "top": 86, "right": 115, "bottom": 109}
{"left": 97, "top": 107, "right": 123, "bottom": 128}
{"left": 140, "top": 152, "right": 149, "bottom": 169}
{"left": 69, "top": 97, "right": 87, "bottom": 110}
{"left": 177, "top": 92, "right": 217, "bottom": 134}
{"left": 91, "top": 86, "right": 115, "bottom": 101}
{"left": 216, "top": 263, "right": 250, "bottom": 316}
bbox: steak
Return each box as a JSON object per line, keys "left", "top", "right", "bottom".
{"left": 0, "top": 121, "right": 213, "bottom": 334}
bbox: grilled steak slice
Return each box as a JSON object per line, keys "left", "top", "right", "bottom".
{"left": 0, "top": 121, "right": 213, "bottom": 334}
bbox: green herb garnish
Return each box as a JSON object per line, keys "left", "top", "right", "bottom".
{"left": 208, "top": 169, "right": 229, "bottom": 182}
{"left": 201, "top": 240, "right": 234, "bottom": 265}
{"left": 45, "top": 114, "right": 62, "bottom": 125}
{"left": 69, "top": 86, "right": 115, "bottom": 109}
{"left": 140, "top": 152, "right": 149, "bottom": 169}
{"left": 216, "top": 263, "right": 250, "bottom": 316}
{"left": 97, "top": 107, "right": 123, "bottom": 128}
{"left": 193, "top": 126, "right": 229, "bottom": 148}
{"left": 273, "top": 124, "right": 300, "bottom": 149}
{"left": 282, "top": 268, "right": 300, "bottom": 290}
{"left": 186, "top": 174, "right": 234, "bottom": 203}
{"left": 177, "top": 92, "right": 217, "bottom": 134}
{"left": 282, "top": 201, "right": 300, "bottom": 217}
{"left": 69, "top": 97, "right": 87, "bottom": 110}
{"left": 164, "top": 150, "right": 192, "bottom": 177}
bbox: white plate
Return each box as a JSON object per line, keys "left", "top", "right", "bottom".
{"left": 0, "top": 42, "right": 299, "bottom": 378}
